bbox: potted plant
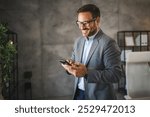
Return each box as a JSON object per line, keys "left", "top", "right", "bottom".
{"left": 0, "top": 23, "right": 17, "bottom": 99}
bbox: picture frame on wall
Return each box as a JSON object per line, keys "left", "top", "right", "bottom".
{"left": 135, "top": 34, "right": 148, "bottom": 46}
{"left": 125, "top": 36, "right": 135, "bottom": 46}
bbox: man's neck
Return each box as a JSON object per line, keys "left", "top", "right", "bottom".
{"left": 87, "top": 28, "right": 100, "bottom": 39}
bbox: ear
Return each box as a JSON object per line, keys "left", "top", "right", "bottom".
{"left": 96, "top": 17, "right": 100, "bottom": 23}
{"left": 95, "top": 17, "right": 100, "bottom": 27}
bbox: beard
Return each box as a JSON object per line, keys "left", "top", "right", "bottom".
{"left": 81, "top": 28, "right": 97, "bottom": 37}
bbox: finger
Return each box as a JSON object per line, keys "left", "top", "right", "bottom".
{"left": 69, "top": 66, "right": 77, "bottom": 71}
{"left": 61, "top": 64, "right": 70, "bottom": 70}
{"left": 68, "top": 59, "right": 75, "bottom": 64}
{"left": 73, "top": 61, "right": 80, "bottom": 67}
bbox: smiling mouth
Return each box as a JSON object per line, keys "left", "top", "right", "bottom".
{"left": 82, "top": 29, "right": 89, "bottom": 33}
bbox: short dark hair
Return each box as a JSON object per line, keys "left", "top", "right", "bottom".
{"left": 77, "top": 4, "right": 100, "bottom": 18}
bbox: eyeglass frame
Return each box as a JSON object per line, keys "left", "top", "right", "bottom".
{"left": 76, "top": 18, "right": 97, "bottom": 27}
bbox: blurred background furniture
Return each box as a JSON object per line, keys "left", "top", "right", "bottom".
{"left": 124, "top": 51, "right": 150, "bottom": 99}
{"left": 117, "top": 31, "right": 150, "bottom": 94}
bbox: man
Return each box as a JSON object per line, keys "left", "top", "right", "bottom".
{"left": 62, "top": 4, "right": 122, "bottom": 100}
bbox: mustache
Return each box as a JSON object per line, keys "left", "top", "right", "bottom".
{"left": 82, "top": 28, "right": 89, "bottom": 30}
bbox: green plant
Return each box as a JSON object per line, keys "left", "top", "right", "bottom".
{"left": 0, "top": 23, "right": 17, "bottom": 84}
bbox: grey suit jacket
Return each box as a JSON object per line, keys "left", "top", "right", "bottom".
{"left": 71, "top": 29, "right": 122, "bottom": 100}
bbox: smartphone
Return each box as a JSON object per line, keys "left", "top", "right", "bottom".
{"left": 59, "top": 59, "right": 71, "bottom": 66}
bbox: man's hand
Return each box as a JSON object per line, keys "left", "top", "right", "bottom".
{"left": 61, "top": 60, "right": 88, "bottom": 77}
{"left": 71, "top": 63, "right": 88, "bottom": 77}
{"left": 61, "top": 59, "right": 76, "bottom": 74}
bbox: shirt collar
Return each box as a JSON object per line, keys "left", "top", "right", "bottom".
{"left": 85, "top": 28, "right": 100, "bottom": 41}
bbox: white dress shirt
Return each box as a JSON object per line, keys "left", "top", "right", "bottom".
{"left": 78, "top": 32, "right": 99, "bottom": 90}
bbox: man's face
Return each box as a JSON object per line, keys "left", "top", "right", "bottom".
{"left": 77, "top": 12, "right": 99, "bottom": 37}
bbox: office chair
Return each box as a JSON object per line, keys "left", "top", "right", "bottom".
{"left": 124, "top": 51, "right": 150, "bottom": 99}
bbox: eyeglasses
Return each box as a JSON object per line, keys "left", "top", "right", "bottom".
{"left": 76, "top": 18, "right": 96, "bottom": 27}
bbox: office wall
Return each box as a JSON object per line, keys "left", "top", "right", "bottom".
{"left": 0, "top": 0, "right": 150, "bottom": 99}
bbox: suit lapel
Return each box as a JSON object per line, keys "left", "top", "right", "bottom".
{"left": 85, "top": 30, "right": 103, "bottom": 65}
{"left": 85, "top": 39, "right": 99, "bottom": 65}
{"left": 78, "top": 39, "right": 85, "bottom": 63}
